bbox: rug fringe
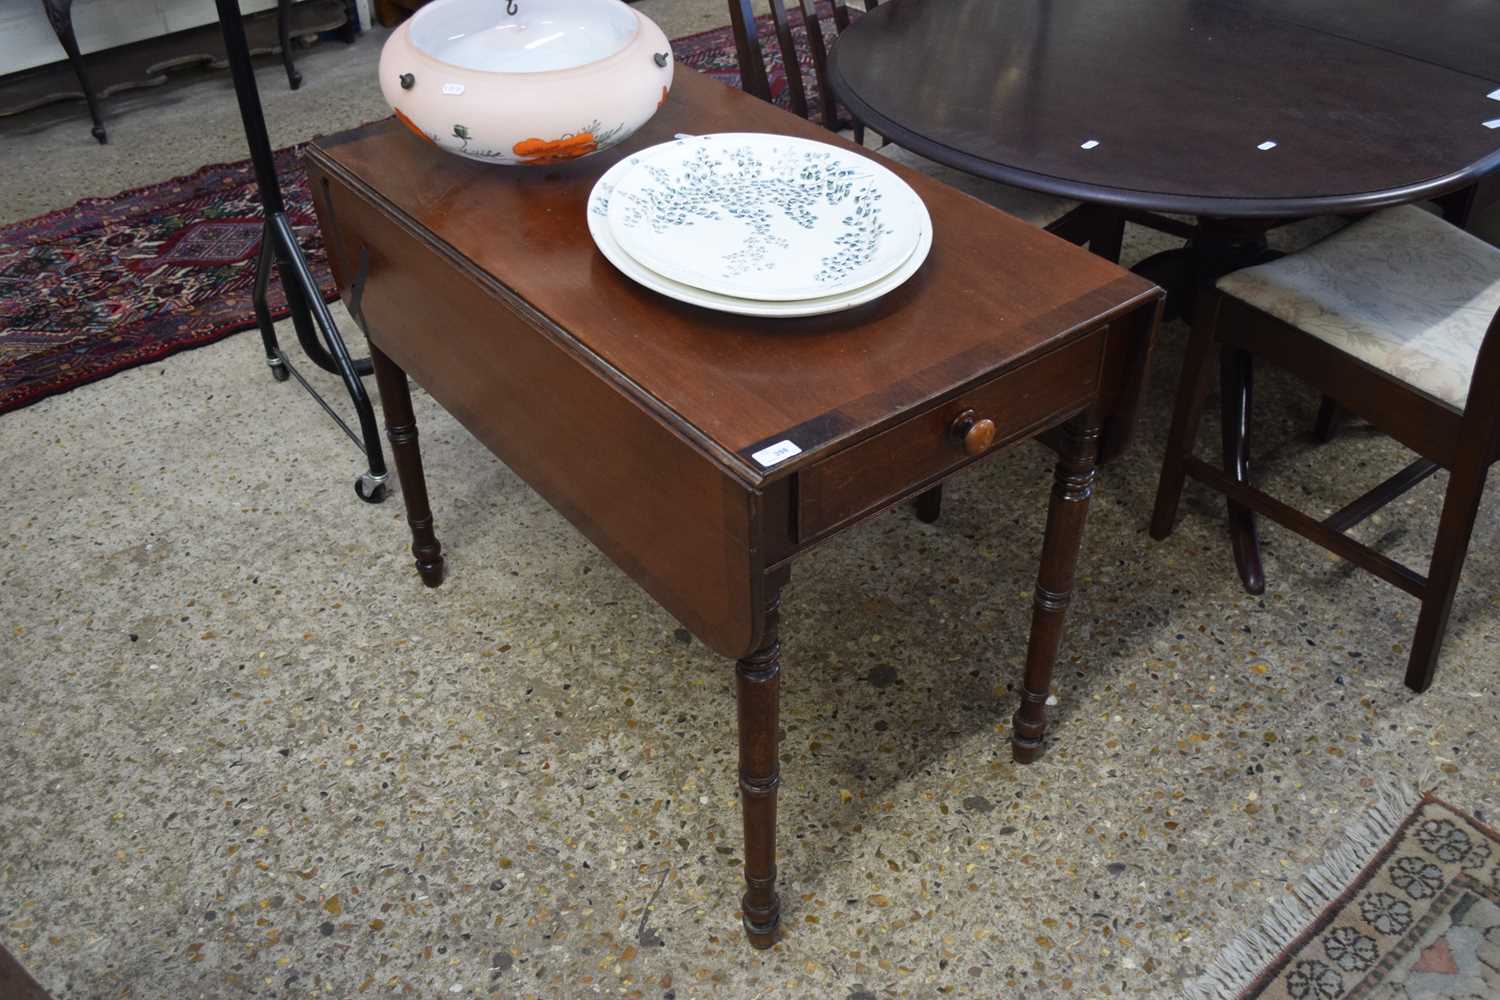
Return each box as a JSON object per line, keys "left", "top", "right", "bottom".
{"left": 1169, "top": 777, "right": 1423, "bottom": 1000}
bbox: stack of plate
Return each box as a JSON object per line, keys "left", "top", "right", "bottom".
{"left": 587, "top": 132, "right": 933, "bottom": 318}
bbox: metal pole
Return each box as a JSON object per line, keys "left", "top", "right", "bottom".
{"left": 214, "top": 0, "right": 388, "bottom": 501}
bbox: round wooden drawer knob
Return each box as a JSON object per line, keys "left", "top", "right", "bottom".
{"left": 950, "top": 409, "right": 997, "bottom": 456}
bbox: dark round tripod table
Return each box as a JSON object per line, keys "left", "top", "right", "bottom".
{"left": 829, "top": 0, "right": 1500, "bottom": 592}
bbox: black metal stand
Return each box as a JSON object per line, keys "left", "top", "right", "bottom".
{"left": 215, "top": 0, "right": 388, "bottom": 503}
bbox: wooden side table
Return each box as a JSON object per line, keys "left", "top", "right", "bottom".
{"left": 304, "top": 69, "right": 1161, "bottom": 948}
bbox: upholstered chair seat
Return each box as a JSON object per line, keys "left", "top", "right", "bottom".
{"left": 1216, "top": 205, "right": 1500, "bottom": 411}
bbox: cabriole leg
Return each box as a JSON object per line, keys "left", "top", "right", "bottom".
{"left": 43, "top": 0, "right": 107, "bottom": 143}
{"left": 277, "top": 0, "right": 303, "bottom": 89}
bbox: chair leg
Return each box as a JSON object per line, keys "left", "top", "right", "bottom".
{"left": 1088, "top": 209, "right": 1126, "bottom": 264}
{"left": 1404, "top": 462, "right": 1489, "bottom": 692}
{"left": 1313, "top": 396, "right": 1344, "bottom": 443}
{"left": 1150, "top": 300, "right": 1219, "bottom": 539}
{"left": 1220, "top": 347, "right": 1266, "bottom": 594}
{"left": 1434, "top": 184, "right": 1478, "bottom": 230}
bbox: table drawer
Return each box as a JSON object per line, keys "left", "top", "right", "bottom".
{"left": 797, "top": 330, "right": 1106, "bottom": 539}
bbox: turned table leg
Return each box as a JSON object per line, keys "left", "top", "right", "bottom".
{"left": 1012, "top": 412, "right": 1099, "bottom": 763}
{"left": 736, "top": 587, "right": 784, "bottom": 948}
{"left": 370, "top": 343, "right": 445, "bottom": 587}
{"left": 913, "top": 484, "right": 943, "bottom": 523}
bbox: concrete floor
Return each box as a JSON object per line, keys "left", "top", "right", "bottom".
{"left": 1, "top": 6, "right": 1498, "bottom": 998}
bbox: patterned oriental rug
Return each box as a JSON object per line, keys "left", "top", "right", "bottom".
{"left": 0, "top": 7, "right": 836, "bottom": 416}
{"left": 1176, "top": 788, "right": 1499, "bottom": 1000}
{"left": 0, "top": 147, "right": 327, "bottom": 415}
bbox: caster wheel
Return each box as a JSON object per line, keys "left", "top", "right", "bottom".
{"left": 355, "top": 474, "right": 388, "bottom": 504}
{"left": 269, "top": 363, "right": 290, "bottom": 383}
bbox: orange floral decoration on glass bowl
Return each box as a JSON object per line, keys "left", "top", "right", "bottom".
{"left": 393, "top": 108, "right": 437, "bottom": 147}
{"left": 512, "top": 132, "right": 599, "bottom": 163}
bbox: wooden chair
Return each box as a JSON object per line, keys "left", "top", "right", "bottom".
{"left": 725, "top": 0, "right": 1117, "bottom": 258}
{"left": 1150, "top": 204, "right": 1500, "bottom": 692}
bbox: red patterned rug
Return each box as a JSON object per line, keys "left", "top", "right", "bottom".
{"left": 0, "top": 10, "right": 839, "bottom": 415}
{"left": 0, "top": 147, "right": 329, "bottom": 415}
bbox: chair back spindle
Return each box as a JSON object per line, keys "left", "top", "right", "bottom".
{"left": 727, "top": 0, "right": 876, "bottom": 132}
{"left": 772, "top": 0, "right": 812, "bottom": 120}
{"left": 728, "top": 0, "right": 774, "bottom": 104}
{"left": 796, "top": 0, "right": 837, "bottom": 130}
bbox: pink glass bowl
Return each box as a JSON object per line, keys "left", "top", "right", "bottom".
{"left": 379, "top": 0, "right": 673, "bottom": 166}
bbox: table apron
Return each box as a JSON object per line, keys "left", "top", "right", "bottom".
{"left": 798, "top": 330, "right": 1107, "bottom": 541}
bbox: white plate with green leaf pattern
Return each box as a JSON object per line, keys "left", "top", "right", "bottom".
{"left": 588, "top": 143, "right": 932, "bottom": 318}
{"left": 604, "top": 132, "right": 924, "bottom": 301}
